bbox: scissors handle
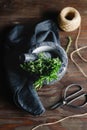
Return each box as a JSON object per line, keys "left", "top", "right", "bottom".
{"left": 64, "top": 84, "right": 83, "bottom": 99}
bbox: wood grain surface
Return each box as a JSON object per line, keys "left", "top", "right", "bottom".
{"left": 0, "top": 0, "right": 87, "bottom": 130}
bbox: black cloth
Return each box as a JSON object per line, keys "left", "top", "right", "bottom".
{"left": 4, "top": 20, "right": 68, "bottom": 115}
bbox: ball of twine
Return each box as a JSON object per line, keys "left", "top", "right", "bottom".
{"left": 59, "top": 7, "right": 81, "bottom": 32}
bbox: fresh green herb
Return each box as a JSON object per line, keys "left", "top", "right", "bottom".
{"left": 66, "top": 36, "right": 72, "bottom": 53}
{"left": 20, "top": 53, "right": 62, "bottom": 90}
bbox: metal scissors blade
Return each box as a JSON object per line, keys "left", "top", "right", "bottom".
{"left": 50, "top": 99, "right": 67, "bottom": 110}
{"left": 50, "top": 84, "right": 87, "bottom": 110}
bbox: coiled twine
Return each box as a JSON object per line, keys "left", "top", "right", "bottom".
{"left": 59, "top": 7, "right": 81, "bottom": 32}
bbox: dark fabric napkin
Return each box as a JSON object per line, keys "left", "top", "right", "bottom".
{"left": 3, "top": 20, "right": 68, "bottom": 115}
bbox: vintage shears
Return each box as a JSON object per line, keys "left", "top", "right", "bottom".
{"left": 50, "top": 84, "right": 87, "bottom": 110}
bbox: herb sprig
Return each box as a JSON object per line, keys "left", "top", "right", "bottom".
{"left": 20, "top": 53, "right": 62, "bottom": 90}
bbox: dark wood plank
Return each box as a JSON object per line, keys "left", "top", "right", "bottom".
{"left": 0, "top": 0, "right": 87, "bottom": 130}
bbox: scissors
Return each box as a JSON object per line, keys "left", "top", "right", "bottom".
{"left": 50, "top": 84, "right": 87, "bottom": 110}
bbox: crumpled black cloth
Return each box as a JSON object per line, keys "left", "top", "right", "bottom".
{"left": 4, "top": 20, "right": 68, "bottom": 115}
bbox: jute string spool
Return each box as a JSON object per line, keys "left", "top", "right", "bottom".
{"left": 59, "top": 7, "right": 81, "bottom": 32}
{"left": 59, "top": 7, "right": 87, "bottom": 77}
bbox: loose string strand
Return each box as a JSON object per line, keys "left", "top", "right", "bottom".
{"left": 32, "top": 112, "right": 87, "bottom": 130}
{"left": 75, "top": 25, "right": 87, "bottom": 62}
{"left": 70, "top": 46, "right": 87, "bottom": 77}
{"left": 70, "top": 25, "right": 87, "bottom": 77}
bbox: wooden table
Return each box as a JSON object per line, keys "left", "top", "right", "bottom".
{"left": 0, "top": 0, "right": 87, "bottom": 130}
